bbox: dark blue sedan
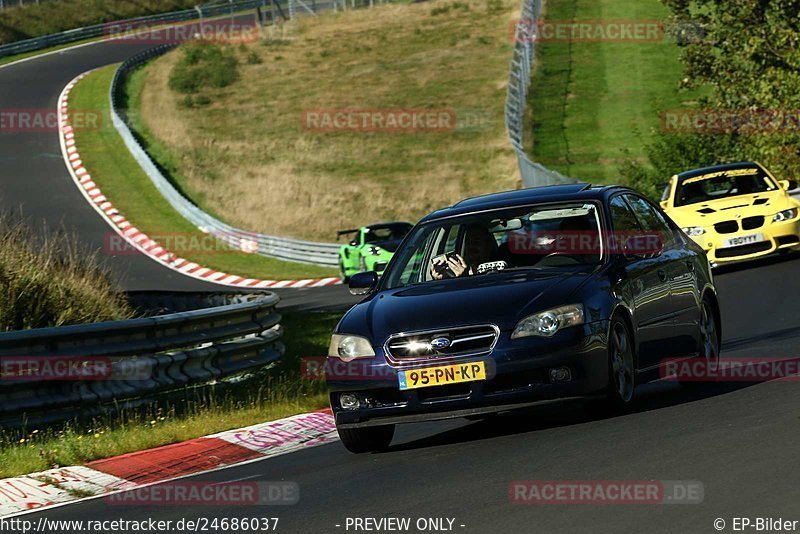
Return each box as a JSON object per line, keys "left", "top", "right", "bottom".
{"left": 326, "top": 184, "right": 722, "bottom": 453}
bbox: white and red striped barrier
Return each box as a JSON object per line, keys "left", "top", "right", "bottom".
{"left": 57, "top": 71, "right": 341, "bottom": 290}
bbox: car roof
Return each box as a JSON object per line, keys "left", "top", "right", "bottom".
{"left": 675, "top": 161, "right": 762, "bottom": 182}
{"left": 364, "top": 222, "right": 413, "bottom": 230}
{"left": 419, "top": 183, "right": 630, "bottom": 222}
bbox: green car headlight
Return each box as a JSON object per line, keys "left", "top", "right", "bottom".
{"left": 367, "top": 246, "right": 383, "bottom": 256}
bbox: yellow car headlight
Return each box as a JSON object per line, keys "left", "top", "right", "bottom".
{"left": 681, "top": 226, "right": 706, "bottom": 237}
{"left": 773, "top": 208, "right": 798, "bottom": 223}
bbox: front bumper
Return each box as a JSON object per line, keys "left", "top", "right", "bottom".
{"left": 690, "top": 219, "right": 800, "bottom": 263}
{"left": 327, "top": 321, "right": 609, "bottom": 428}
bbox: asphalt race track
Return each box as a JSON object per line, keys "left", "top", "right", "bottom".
{"left": 4, "top": 18, "right": 800, "bottom": 534}
{"left": 20, "top": 253, "right": 800, "bottom": 532}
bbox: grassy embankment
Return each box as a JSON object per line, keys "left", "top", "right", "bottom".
{"left": 68, "top": 65, "right": 336, "bottom": 279}
{"left": 132, "top": 0, "right": 520, "bottom": 242}
{"left": 528, "top": 0, "right": 706, "bottom": 183}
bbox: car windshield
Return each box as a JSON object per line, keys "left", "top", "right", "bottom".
{"left": 674, "top": 166, "right": 778, "bottom": 207}
{"left": 382, "top": 202, "right": 603, "bottom": 289}
{"left": 364, "top": 224, "right": 412, "bottom": 244}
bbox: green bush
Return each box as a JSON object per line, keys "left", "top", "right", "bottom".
{"left": 246, "top": 50, "right": 263, "bottom": 65}
{"left": 0, "top": 216, "right": 133, "bottom": 331}
{"left": 620, "top": 131, "right": 749, "bottom": 200}
{"left": 168, "top": 42, "right": 240, "bottom": 94}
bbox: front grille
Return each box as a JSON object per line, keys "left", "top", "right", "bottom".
{"left": 714, "top": 221, "right": 739, "bottom": 234}
{"left": 373, "top": 262, "right": 388, "bottom": 272}
{"left": 742, "top": 216, "right": 765, "bottom": 230}
{"left": 385, "top": 325, "right": 498, "bottom": 362}
{"left": 716, "top": 241, "right": 772, "bottom": 259}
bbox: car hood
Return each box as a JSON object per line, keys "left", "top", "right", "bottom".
{"left": 338, "top": 268, "right": 597, "bottom": 343}
{"left": 667, "top": 190, "right": 799, "bottom": 227}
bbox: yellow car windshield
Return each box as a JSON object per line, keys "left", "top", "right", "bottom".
{"left": 674, "top": 167, "right": 778, "bottom": 207}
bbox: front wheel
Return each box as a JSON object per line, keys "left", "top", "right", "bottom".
{"left": 337, "top": 424, "right": 395, "bottom": 454}
{"left": 606, "top": 316, "right": 636, "bottom": 405}
{"left": 679, "top": 297, "right": 720, "bottom": 387}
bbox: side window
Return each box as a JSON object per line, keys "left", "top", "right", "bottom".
{"left": 610, "top": 195, "right": 642, "bottom": 233}
{"left": 624, "top": 195, "right": 674, "bottom": 246}
{"left": 397, "top": 230, "right": 438, "bottom": 285}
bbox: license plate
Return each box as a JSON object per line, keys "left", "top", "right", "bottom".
{"left": 722, "top": 233, "right": 764, "bottom": 248}
{"left": 398, "top": 361, "right": 486, "bottom": 391}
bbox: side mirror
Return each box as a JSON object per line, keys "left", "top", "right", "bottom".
{"left": 349, "top": 271, "right": 378, "bottom": 296}
{"left": 778, "top": 179, "right": 798, "bottom": 191}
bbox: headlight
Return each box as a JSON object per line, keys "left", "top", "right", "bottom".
{"left": 367, "top": 246, "right": 382, "bottom": 256}
{"left": 511, "top": 304, "right": 585, "bottom": 339}
{"left": 328, "top": 334, "right": 375, "bottom": 361}
{"left": 681, "top": 226, "right": 706, "bottom": 237}
{"left": 773, "top": 208, "right": 798, "bottom": 223}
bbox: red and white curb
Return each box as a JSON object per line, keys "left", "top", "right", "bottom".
{"left": 0, "top": 409, "right": 337, "bottom": 517}
{"left": 57, "top": 72, "right": 341, "bottom": 290}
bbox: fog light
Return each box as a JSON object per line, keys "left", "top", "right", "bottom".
{"left": 549, "top": 367, "right": 572, "bottom": 383}
{"left": 339, "top": 393, "right": 361, "bottom": 410}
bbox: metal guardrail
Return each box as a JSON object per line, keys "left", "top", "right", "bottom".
{"left": 110, "top": 45, "right": 341, "bottom": 266}
{"left": 505, "top": 0, "right": 576, "bottom": 188}
{"left": 0, "top": 292, "right": 283, "bottom": 427}
{"left": 0, "top": 0, "right": 266, "bottom": 59}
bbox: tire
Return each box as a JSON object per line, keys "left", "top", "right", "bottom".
{"left": 337, "top": 424, "right": 395, "bottom": 454}
{"left": 679, "top": 296, "right": 720, "bottom": 387}
{"left": 338, "top": 261, "right": 350, "bottom": 283}
{"left": 605, "top": 315, "right": 636, "bottom": 406}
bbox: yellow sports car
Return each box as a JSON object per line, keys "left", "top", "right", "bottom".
{"left": 661, "top": 162, "right": 800, "bottom": 265}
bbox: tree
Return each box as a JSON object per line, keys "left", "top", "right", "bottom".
{"left": 663, "top": 0, "right": 800, "bottom": 177}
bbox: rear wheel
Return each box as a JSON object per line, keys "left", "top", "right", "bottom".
{"left": 337, "top": 424, "right": 395, "bottom": 454}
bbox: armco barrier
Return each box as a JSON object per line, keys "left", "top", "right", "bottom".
{"left": 505, "top": 0, "right": 576, "bottom": 187}
{"left": 0, "top": 0, "right": 266, "bottom": 59}
{"left": 0, "top": 292, "right": 283, "bottom": 427}
{"left": 110, "top": 45, "right": 342, "bottom": 267}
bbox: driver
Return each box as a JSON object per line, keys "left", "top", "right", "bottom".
{"left": 430, "top": 224, "right": 498, "bottom": 279}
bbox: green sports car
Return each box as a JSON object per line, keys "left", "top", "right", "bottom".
{"left": 337, "top": 222, "right": 413, "bottom": 281}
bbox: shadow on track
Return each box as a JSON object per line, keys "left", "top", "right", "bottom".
{"left": 382, "top": 378, "right": 765, "bottom": 454}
